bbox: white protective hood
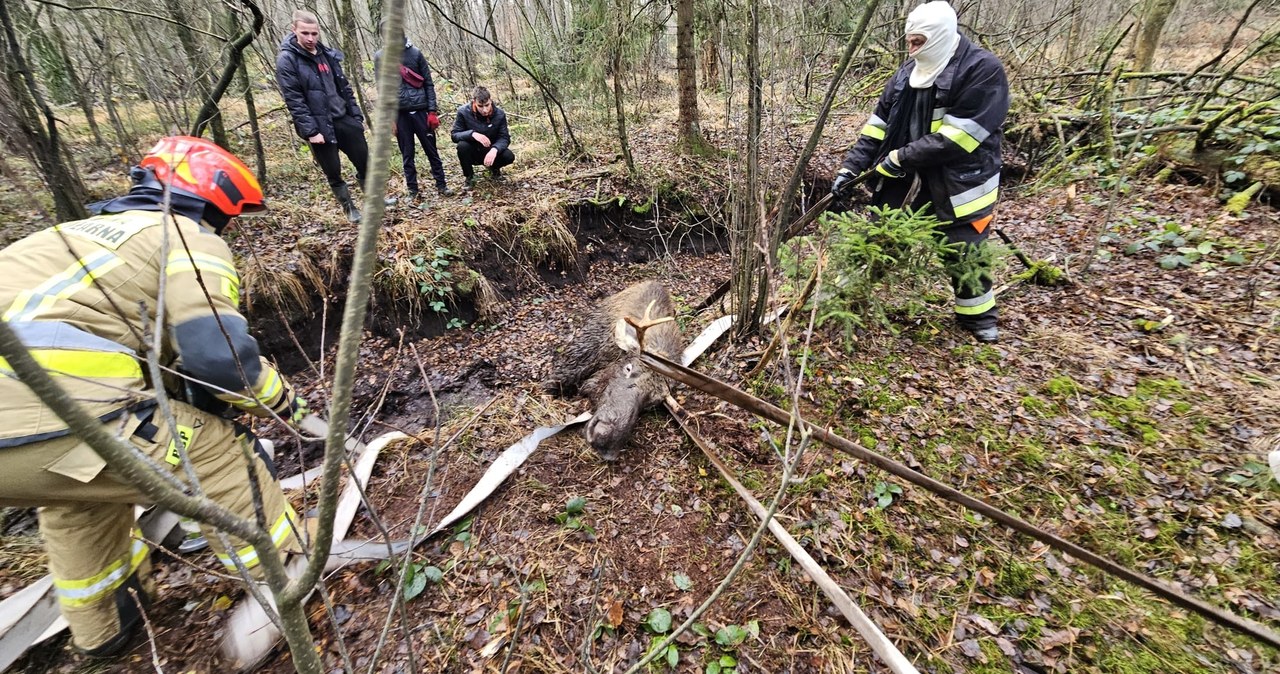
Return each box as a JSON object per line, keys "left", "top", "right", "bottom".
{"left": 906, "top": 1, "right": 961, "bottom": 89}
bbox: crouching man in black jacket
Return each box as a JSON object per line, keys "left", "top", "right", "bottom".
{"left": 450, "top": 86, "right": 515, "bottom": 188}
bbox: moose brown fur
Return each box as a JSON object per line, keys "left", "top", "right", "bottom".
{"left": 543, "top": 281, "right": 682, "bottom": 460}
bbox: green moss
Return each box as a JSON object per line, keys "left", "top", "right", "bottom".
{"left": 1020, "top": 395, "right": 1053, "bottom": 418}
{"left": 788, "top": 471, "right": 829, "bottom": 495}
{"left": 1015, "top": 439, "right": 1048, "bottom": 468}
{"left": 1043, "top": 375, "right": 1080, "bottom": 397}
{"left": 996, "top": 558, "right": 1037, "bottom": 596}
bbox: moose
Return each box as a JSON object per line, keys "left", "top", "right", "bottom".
{"left": 543, "top": 281, "right": 682, "bottom": 460}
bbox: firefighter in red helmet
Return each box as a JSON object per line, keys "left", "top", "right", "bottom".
{"left": 0, "top": 136, "right": 305, "bottom": 656}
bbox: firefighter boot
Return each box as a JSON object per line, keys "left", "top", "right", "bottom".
{"left": 332, "top": 183, "right": 360, "bottom": 224}
{"left": 75, "top": 571, "right": 152, "bottom": 657}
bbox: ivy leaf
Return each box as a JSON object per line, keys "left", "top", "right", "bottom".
{"left": 647, "top": 608, "right": 673, "bottom": 634}
{"left": 565, "top": 496, "right": 587, "bottom": 515}
{"left": 403, "top": 567, "right": 428, "bottom": 600}
{"left": 715, "top": 624, "right": 749, "bottom": 647}
{"left": 666, "top": 643, "right": 679, "bottom": 668}
{"left": 423, "top": 566, "right": 444, "bottom": 584}
{"left": 673, "top": 573, "right": 693, "bottom": 591}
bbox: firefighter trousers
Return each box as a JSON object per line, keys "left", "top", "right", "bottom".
{"left": 0, "top": 400, "right": 297, "bottom": 652}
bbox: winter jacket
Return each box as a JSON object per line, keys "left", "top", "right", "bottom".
{"left": 0, "top": 210, "right": 296, "bottom": 449}
{"left": 373, "top": 40, "right": 438, "bottom": 112}
{"left": 841, "top": 34, "right": 1009, "bottom": 224}
{"left": 450, "top": 102, "right": 511, "bottom": 152}
{"left": 276, "top": 33, "right": 364, "bottom": 142}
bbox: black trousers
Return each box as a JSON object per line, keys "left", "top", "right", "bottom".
{"left": 935, "top": 219, "right": 997, "bottom": 331}
{"left": 309, "top": 115, "right": 369, "bottom": 190}
{"left": 875, "top": 176, "right": 997, "bottom": 331}
{"left": 455, "top": 139, "right": 515, "bottom": 178}
{"left": 396, "top": 110, "right": 447, "bottom": 193}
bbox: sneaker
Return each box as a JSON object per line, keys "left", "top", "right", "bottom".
{"left": 970, "top": 326, "right": 999, "bottom": 344}
{"left": 438, "top": 186, "right": 455, "bottom": 197}
{"left": 407, "top": 190, "right": 420, "bottom": 201}
{"left": 383, "top": 197, "right": 398, "bottom": 206}
{"left": 464, "top": 176, "right": 476, "bottom": 188}
{"left": 489, "top": 170, "right": 507, "bottom": 183}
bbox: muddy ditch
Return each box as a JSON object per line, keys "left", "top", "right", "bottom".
{"left": 249, "top": 197, "right": 728, "bottom": 371}
{"left": 243, "top": 196, "right": 729, "bottom": 477}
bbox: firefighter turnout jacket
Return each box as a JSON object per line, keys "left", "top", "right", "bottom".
{"left": 840, "top": 34, "right": 1009, "bottom": 225}
{"left": 0, "top": 210, "right": 302, "bottom": 653}
{"left": 0, "top": 209, "right": 296, "bottom": 454}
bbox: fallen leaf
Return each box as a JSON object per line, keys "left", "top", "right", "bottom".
{"left": 607, "top": 599, "right": 624, "bottom": 628}
{"left": 1040, "top": 626, "right": 1081, "bottom": 650}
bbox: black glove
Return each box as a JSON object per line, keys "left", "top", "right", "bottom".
{"left": 875, "top": 150, "right": 906, "bottom": 179}
{"left": 831, "top": 168, "right": 859, "bottom": 197}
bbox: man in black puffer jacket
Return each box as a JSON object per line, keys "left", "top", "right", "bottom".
{"left": 276, "top": 9, "right": 371, "bottom": 223}
{"left": 450, "top": 86, "right": 515, "bottom": 188}
{"left": 375, "top": 21, "right": 453, "bottom": 200}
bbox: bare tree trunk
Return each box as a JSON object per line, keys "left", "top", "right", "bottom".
{"left": 675, "top": 0, "right": 702, "bottom": 150}
{"left": 0, "top": 0, "right": 86, "bottom": 221}
{"left": 449, "top": 0, "right": 479, "bottom": 85}
{"left": 192, "top": 0, "right": 265, "bottom": 141}
{"left": 53, "top": 28, "right": 103, "bottom": 147}
{"left": 1130, "top": 0, "right": 1179, "bottom": 98}
{"left": 165, "top": 0, "right": 227, "bottom": 146}
{"left": 484, "top": 0, "right": 518, "bottom": 98}
{"left": 731, "top": 0, "right": 765, "bottom": 338}
{"left": 611, "top": 41, "right": 635, "bottom": 176}
{"left": 329, "top": 0, "right": 371, "bottom": 121}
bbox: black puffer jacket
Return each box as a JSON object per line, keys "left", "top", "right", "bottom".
{"left": 841, "top": 34, "right": 1008, "bottom": 223}
{"left": 450, "top": 102, "right": 510, "bottom": 152}
{"left": 373, "top": 40, "right": 438, "bottom": 112}
{"left": 276, "top": 33, "right": 364, "bottom": 141}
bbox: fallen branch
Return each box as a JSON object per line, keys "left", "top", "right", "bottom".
{"left": 634, "top": 350, "right": 1280, "bottom": 650}
{"left": 665, "top": 395, "right": 918, "bottom": 673}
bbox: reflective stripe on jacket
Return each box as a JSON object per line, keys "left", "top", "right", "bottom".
{"left": 840, "top": 34, "right": 1009, "bottom": 223}
{"left": 0, "top": 210, "right": 292, "bottom": 446}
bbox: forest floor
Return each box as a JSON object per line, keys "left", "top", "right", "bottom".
{"left": 1, "top": 86, "right": 1279, "bottom": 674}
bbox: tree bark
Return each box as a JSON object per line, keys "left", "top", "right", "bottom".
{"left": 1129, "top": 0, "right": 1178, "bottom": 98}
{"left": 0, "top": 0, "right": 86, "bottom": 221}
{"left": 731, "top": 0, "right": 765, "bottom": 338}
{"left": 675, "top": 0, "right": 702, "bottom": 150}
{"left": 192, "top": 0, "right": 265, "bottom": 141}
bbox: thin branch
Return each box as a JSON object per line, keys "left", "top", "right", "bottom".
{"left": 31, "top": 0, "right": 227, "bottom": 40}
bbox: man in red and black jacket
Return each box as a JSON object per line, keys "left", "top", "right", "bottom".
{"left": 375, "top": 21, "right": 454, "bottom": 200}
{"left": 450, "top": 86, "right": 515, "bottom": 188}
{"left": 832, "top": 1, "right": 1009, "bottom": 343}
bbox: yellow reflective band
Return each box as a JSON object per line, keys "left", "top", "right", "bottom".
{"left": 221, "top": 276, "right": 240, "bottom": 305}
{"left": 955, "top": 292, "right": 996, "bottom": 316}
{"left": 859, "top": 123, "right": 886, "bottom": 141}
{"left": 55, "top": 536, "right": 148, "bottom": 607}
{"left": 939, "top": 124, "right": 981, "bottom": 152}
{"left": 216, "top": 507, "right": 296, "bottom": 571}
{"left": 166, "top": 251, "right": 238, "bottom": 281}
{"left": 164, "top": 425, "right": 197, "bottom": 466}
{"left": 255, "top": 368, "right": 283, "bottom": 403}
{"left": 3, "top": 251, "right": 125, "bottom": 321}
{"left": 953, "top": 187, "right": 999, "bottom": 218}
{"left": 0, "top": 349, "right": 143, "bottom": 379}
{"left": 931, "top": 119, "right": 942, "bottom": 133}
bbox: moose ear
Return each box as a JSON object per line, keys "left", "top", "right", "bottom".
{"left": 613, "top": 317, "right": 640, "bottom": 354}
